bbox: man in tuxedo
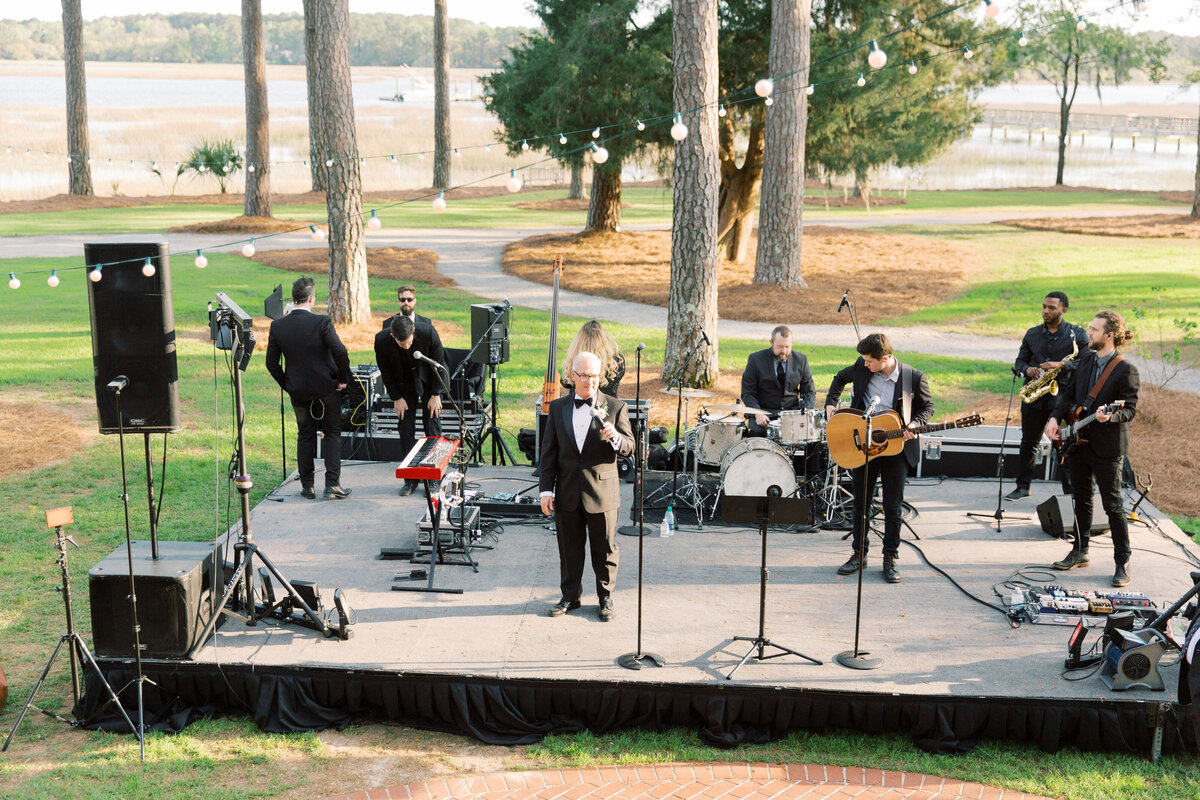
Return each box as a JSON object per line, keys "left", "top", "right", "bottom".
{"left": 824, "top": 333, "right": 933, "bottom": 583}
{"left": 375, "top": 314, "right": 447, "bottom": 496}
{"left": 741, "top": 325, "right": 816, "bottom": 437}
{"left": 382, "top": 283, "right": 432, "bottom": 331}
{"left": 539, "top": 352, "right": 635, "bottom": 621}
{"left": 1046, "top": 310, "right": 1139, "bottom": 587}
{"left": 266, "top": 277, "right": 352, "bottom": 499}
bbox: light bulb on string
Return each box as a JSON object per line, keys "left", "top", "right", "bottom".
{"left": 806, "top": 84, "right": 815, "bottom": 95}
{"left": 8, "top": 273, "right": 19, "bottom": 290}
{"left": 367, "top": 209, "right": 382, "bottom": 230}
{"left": 962, "top": 46, "right": 974, "bottom": 59}
{"left": 1076, "top": 15, "right": 1086, "bottom": 30}
{"left": 194, "top": 250, "right": 208, "bottom": 268}
{"left": 419, "top": 152, "right": 425, "bottom": 160}
{"left": 89, "top": 265, "right": 103, "bottom": 283}
{"left": 590, "top": 142, "right": 609, "bottom": 164}
{"left": 142, "top": 258, "right": 156, "bottom": 277}
{"left": 325, "top": 158, "right": 334, "bottom": 167}
{"left": 453, "top": 148, "right": 461, "bottom": 158}
{"left": 592, "top": 127, "right": 601, "bottom": 139}
{"left": 389, "top": 155, "right": 396, "bottom": 164}
{"left": 764, "top": 97, "right": 773, "bottom": 106}
{"left": 432, "top": 190, "right": 447, "bottom": 211}
{"left": 670, "top": 114, "right": 688, "bottom": 141}
{"left": 309, "top": 224, "right": 325, "bottom": 242}
{"left": 47, "top": 270, "right": 59, "bottom": 287}
{"left": 1018, "top": 31, "right": 1028, "bottom": 47}
{"left": 754, "top": 78, "right": 774, "bottom": 97}
{"left": 1136, "top": 0, "right": 1147, "bottom": 10}
{"left": 520, "top": 139, "right": 529, "bottom": 151}
{"left": 506, "top": 169, "right": 522, "bottom": 193}
{"left": 867, "top": 40, "right": 887, "bottom": 70}
{"left": 359, "top": 157, "right": 366, "bottom": 166}
{"left": 856, "top": 73, "right": 866, "bottom": 87}
{"left": 983, "top": 0, "right": 1000, "bottom": 18}
{"left": 908, "top": 60, "right": 918, "bottom": 74}
{"left": 717, "top": 106, "right": 726, "bottom": 118}
{"left": 484, "top": 144, "right": 491, "bottom": 153}
{"left": 559, "top": 132, "right": 568, "bottom": 144}
{"left": 242, "top": 239, "right": 256, "bottom": 258}
{"left": 248, "top": 162, "right": 255, "bottom": 173}
{"left": 637, "top": 119, "right": 647, "bottom": 130}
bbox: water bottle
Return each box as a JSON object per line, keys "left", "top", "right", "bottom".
{"left": 661, "top": 505, "right": 675, "bottom": 537}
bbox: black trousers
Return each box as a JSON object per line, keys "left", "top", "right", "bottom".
{"left": 850, "top": 453, "right": 908, "bottom": 558}
{"left": 293, "top": 391, "right": 341, "bottom": 487}
{"left": 554, "top": 505, "right": 619, "bottom": 602}
{"left": 1067, "top": 448, "right": 1131, "bottom": 565}
{"left": 398, "top": 393, "right": 443, "bottom": 487}
{"left": 1016, "top": 395, "right": 1071, "bottom": 492}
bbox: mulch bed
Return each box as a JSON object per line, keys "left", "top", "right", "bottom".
{"left": 999, "top": 214, "right": 1200, "bottom": 238}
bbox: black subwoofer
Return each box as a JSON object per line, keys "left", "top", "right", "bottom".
{"left": 89, "top": 541, "right": 223, "bottom": 659}
{"left": 85, "top": 241, "right": 180, "bottom": 434}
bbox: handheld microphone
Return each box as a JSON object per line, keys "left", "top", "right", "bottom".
{"left": 106, "top": 375, "right": 129, "bottom": 393}
{"left": 837, "top": 289, "right": 850, "bottom": 313}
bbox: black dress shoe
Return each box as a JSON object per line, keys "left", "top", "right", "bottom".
{"left": 1112, "top": 563, "right": 1130, "bottom": 587}
{"left": 300, "top": 485, "right": 316, "bottom": 499}
{"left": 398, "top": 482, "right": 418, "bottom": 497}
{"left": 1005, "top": 487, "right": 1030, "bottom": 501}
{"left": 598, "top": 598, "right": 615, "bottom": 622}
{"left": 836, "top": 554, "right": 862, "bottom": 575}
{"left": 323, "top": 485, "right": 352, "bottom": 499}
{"left": 548, "top": 598, "right": 581, "bottom": 617}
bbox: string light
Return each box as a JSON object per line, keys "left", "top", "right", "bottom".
{"left": 309, "top": 224, "right": 325, "bottom": 242}
{"left": 242, "top": 239, "right": 256, "bottom": 258}
{"left": 484, "top": 144, "right": 491, "bottom": 153}
{"left": 247, "top": 162, "right": 255, "bottom": 173}
{"left": 856, "top": 73, "right": 866, "bottom": 87}
{"left": 324, "top": 158, "right": 333, "bottom": 167}
{"left": 8, "top": 273, "right": 19, "bottom": 290}
{"left": 1136, "top": 0, "right": 1148, "bottom": 10}
{"left": 559, "top": 132, "right": 568, "bottom": 144}
{"left": 590, "top": 142, "right": 609, "bottom": 164}
{"left": 764, "top": 97, "right": 773, "bottom": 106}
{"left": 506, "top": 169, "right": 522, "bottom": 193}
{"left": 141, "top": 257, "right": 155, "bottom": 277}
{"left": 432, "top": 190, "right": 447, "bottom": 211}
{"left": 89, "top": 265, "right": 102, "bottom": 283}
{"left": 983, "top": 0, "right": 1000, "bottom": 19}
{"left": 805, "top": 84, "right": 815, "bottom": 95}
{"left": 47, "top": 270, "right": 59, "bottom": 287}
{"left": 754, "top": 78, "right": 774, "bottom": 97}
{"left": 669, "top": 114, "right": 688, "bottom": 141}
{"left": 194, "top": 250, "right": 208, "bottom": 268}
{"left": 520, "top": 139, "right": 529, "bottom": 151}
{"left": 591, "top": 127, "right": 601, "bottom": 139}
{"left": 867, "top": 40, "right": 887, "bottom": 69}
{"left": 1076, "top": 15, "right": 1086, "bottom": 31}
{"left": 716, "top": 107, "right": 726, "bottom": 118}
{"left": 637, "top": 119, "right": 646, "bottom": 130}
{"left": 454, "top": 148, "right": 461, "bottom": 158}
{"left": 962, "top": 46, "right": 974, "bottom": 59}
{"left": 419, "top": 151, "right": 426, "bottom": 159}
{"left": 1018, "top": 31, "right": 1028, "bottom": 47}
{"left": 908, "top": 60, "right": 918, "bottom": 74}
{"left": 367, "top": 209, "right": 382, "bottom": 230}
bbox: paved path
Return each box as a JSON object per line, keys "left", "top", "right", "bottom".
{"left": 317, "top": 762, "right": 1053, "bottom": 800}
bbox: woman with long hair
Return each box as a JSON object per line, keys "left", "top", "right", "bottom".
{"left": 561, "top": 320, "right": 626, "bottom": 398}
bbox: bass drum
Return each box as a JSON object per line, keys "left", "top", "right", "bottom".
{"left": 719, "top": 439, "right": 796, "bottom": 497}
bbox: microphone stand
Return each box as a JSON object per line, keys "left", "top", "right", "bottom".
{"left": 839, "top": 289, "right": 862, "bottom": 342}
{"left": 668, "top": 335, "right": 705, "bottom": 512}
{"left": 835, "top": 400, "right": 882, "bottom": 671}
{"left": 455, "top": 302, "right": 515, "bottom": 465}
{"left": 619, "top": 345, "right": 665, "bottom": 670}
{"left": 967, "top": 368, "right": 1029, "bottom": 531}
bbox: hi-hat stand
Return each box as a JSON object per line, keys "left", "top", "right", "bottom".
{"left": 967, "top": 367, "right": 1029, "bottom": 531}
{"left": 3, "top": 507, "right": 140, "bottom": 754}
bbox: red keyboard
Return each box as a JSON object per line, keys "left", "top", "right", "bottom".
{"left": 396, "top": 436, "right": 459, "bottom": 481}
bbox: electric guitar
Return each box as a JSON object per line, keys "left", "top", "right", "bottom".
{"left": 1057, "top": 401, "right": 1125, "bottom": 462}
{"left": 826, "top": 409, "right": 983, "bottom": 469}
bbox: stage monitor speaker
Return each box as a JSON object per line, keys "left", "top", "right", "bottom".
{"left": 89, "top": 540, "right": 223, "bottom": 659}
{"left": 85, "top": 241, "right": 180, "bottom": 434}
{"left": 1036, "top": 492, "right": 1111, "bottom": 538}
{"left": 469, "top": 302, "right": 510, "bottom": 365}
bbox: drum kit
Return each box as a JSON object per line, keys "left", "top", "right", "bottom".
{"left": 643, "top": 390, "right": 856, "bottom": 528}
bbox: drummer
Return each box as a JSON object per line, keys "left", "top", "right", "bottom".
{"left": 740, "top": 325, "right": 816, "bottom": 437}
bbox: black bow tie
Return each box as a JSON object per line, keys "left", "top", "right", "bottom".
{"left": 574, "top": 396, "right": 593, "bottom": 408}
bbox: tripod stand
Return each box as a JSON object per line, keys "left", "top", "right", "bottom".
{"left": 460, "top": 302, "right": 515, "bottom": 465}
{"left": 3, "top": 508, "right": 139, "bottom": 753}
{"left": 470, "top": 360, "right": 516, "bottom": 465}
{"left": 720, "top": 489, "right": 821, "bottom": 679}
{"left": 967, "top": 368, "right": 1029, "bottom": 531}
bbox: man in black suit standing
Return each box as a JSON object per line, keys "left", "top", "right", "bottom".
{"left": 1046, "top": 310, "right": 1139, "bottom": 587}
{"left": 382, "top": 283, "right": 433, "bottom": 331}
{"left": 824, "top": 333, "right": 933, "bottom": 583}
{"left": 266, "top": 277, "right": 352, "bottom": 500}
{"left": 741, "top": 325, "right": 816, "bottom": 436}
{"left": 375, "top": 314, "right": 447, "bottom": 496}
{"left": 539, "top": 352, "right": 635, "bottom": 621}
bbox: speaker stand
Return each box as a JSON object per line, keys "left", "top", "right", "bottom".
{"left": 967, "top": 370, "right": 1029, "bottom": 531}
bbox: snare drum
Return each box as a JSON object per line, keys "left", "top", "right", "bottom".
{"left": 719, "top": 439, "right": 796, "bottom": 497}
{"left": 696, "top": 416, "right": 744, "bottom": 465}
{"left": 777, "top": 409, "right": 824, "bottom": 444}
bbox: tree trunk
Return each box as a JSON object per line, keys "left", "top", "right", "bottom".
{"left": 62, "top": 0, "right": 92, "bottom": 196}
{"left": 313, "top": 0, "right": 370, "bottom": 325}
{"left": 302, "top": 0, "right": 325, "bottom": 193}
{"left": 1193, "top": 85, "right": 1199, "bottom": 219}
{"left": 433, "top": 0, "right": 452, "bottom": 189}
{"left": 242, "top": 0, "right": 271, "bottom": 217}
{"left": 664, "top": 0, "right": 720, "bottom": 387}
{"left": 586, "top": 166, "right": 622, "bottom": 231}
{"left": 753, "top": 0, "right": 811, "bottom": 287}
{"left": 716, "top": 117, "right": 763, "bottom": 263}
{"left": 568, "top": 161, "right": 584, "bottom": 200}
{"left": 1055, "top": 94, "right": 1069, "bottom": 186}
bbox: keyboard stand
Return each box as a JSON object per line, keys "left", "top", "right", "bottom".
{"left": 392, "top": 479, "right": 464, "bottom": 594}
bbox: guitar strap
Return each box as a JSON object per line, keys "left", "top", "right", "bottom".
{"left": 1085, "top": 354, "right": 1124, "bottom": 409}
{"left": 900, "top": 362, "right": 913, "bottom": 425}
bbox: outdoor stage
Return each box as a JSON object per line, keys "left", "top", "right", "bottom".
{"left": 86, "top": 461, "right": 1200, "bottom": 755}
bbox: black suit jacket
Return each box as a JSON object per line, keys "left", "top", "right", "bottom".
{"left": 741, "top": 348, "right": 816, "bottom": 412}
{"left": 538, "top": 392, "right": 635, "bottom": 514}
{"left": 382, "top": 311, "right": 433, "bottom": 331}
{"left": 266, "top": 309, "right": 350, "bottom": 403}
{"left": 1050, "top": 350, "right": 1139, "bottom": 459}
{"left": 373, "top": 319, "right": 446, "bottom": 401}
{"left": 824, "top": 357, "right": 933, "bottom": 467}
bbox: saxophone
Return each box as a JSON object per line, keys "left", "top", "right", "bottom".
{"left": 1019, "top": 338, "right": 1078, "bottom": 403}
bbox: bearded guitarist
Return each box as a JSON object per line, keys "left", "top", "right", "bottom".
{"left": 1045, "top": 311, "right": 1139, "bottom": 587}
{"left": 824, "top": 333, "right": 933, "bottom": 584}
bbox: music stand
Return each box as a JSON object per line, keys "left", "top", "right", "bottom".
{"left": 720, "top": 489, "right": 821, "bottom": 679}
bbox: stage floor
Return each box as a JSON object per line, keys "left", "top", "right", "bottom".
{"left": 189, "top": 461, "right": 1196, "bottom": 703}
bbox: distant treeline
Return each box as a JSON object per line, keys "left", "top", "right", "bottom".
{"left": 0, "top": 13, "right": 533, "bottom": 68}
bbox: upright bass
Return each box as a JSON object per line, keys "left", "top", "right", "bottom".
{"left": 540, "top": 255, "right": 565, "bottom": 415}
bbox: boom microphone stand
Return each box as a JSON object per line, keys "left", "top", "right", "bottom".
{"left": 619, "top": 344, "right": 666, "bottom": 670}
{"left": 835, "top": 401, "right": 882, "bottom": 670}
{"left": 667, "top": 331, "right": 708, "bottom": 511}
{"left": 967, "top": 367, "right": 1029, "bottom": 531}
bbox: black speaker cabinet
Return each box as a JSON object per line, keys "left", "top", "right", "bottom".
{"left": 89, "top": 540, "right": 223, "bottom": 659}
{"left": 85, "top": 242, "right": 180, "bottom": 434}
{"left": 469, "top": 302, "right": 510, "bottom": 365}
{"left": 1036, "top": 492, "right": 1111, "bottom": 538}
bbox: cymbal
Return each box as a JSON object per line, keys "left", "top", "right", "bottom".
{"left": 659, "top": 387, "right": 714, "bottom": 398}
{"left": 705, "top": 402, "right": 768, "bottom": 415}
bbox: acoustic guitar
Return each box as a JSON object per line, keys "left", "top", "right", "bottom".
{"left": 826, "top": 409, "right": 983, "bottom": 469}
{"left": 1058, "top": 401, "right": 1125, "bottom": 462}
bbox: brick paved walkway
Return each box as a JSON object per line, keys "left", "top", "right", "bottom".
{"left": 319, "top": 762, "right": 1055, "bottom": 800}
